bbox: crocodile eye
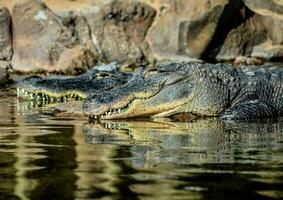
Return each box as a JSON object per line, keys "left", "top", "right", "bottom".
{"left": 144, "top": 68, "right": 160, "bottom": 78}
{"left": 95, "top": 72, "right": 111, "bottom": 79}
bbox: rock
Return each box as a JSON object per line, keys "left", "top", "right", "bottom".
{"left": 6, "top": 0, "right": 283, "bottom": 66}
{"left": 216, "top": 0, "right": 283, "bottom": 61}
{"left": 94, "top": 62, "right": 119, "bottom": 72}
{"left": 245, "top": 0, "right": 283, "bottom": 60}
{"left": 0, "top": 61, "right": 12, "bottom": 87}
{"left": 56, "top": 45, "right": 98, "bottom": 74}
{"left": 251, "top": 39, "right": 283, "bottom": 60}
{"left": 144, "top": 0, "right": 228, "bottom": 62}
{"left": 153, "top": 54, "right": 203, "bottom": 64}
{"left": 11, "top": 0, "right": 71, "bottom": 72}
{"left": 73, "top": 13, "right": 93, "bottom": 47}
{"left": 233, "top": 56, "right": 264, "bottom": 65}
{"left": 0, "top": 7, "right": 12, "bottom": 61}
{"left": 72, "top": 12, "right": 100, "bottom": 60}
{"left": 11, "top": 0, "right": 97, "bottom": 74}
{"left": 243, "top": 0, "right": 283, "bottom": 20}
{"left": 250, "top": 2, "right": 283, "bottom": 60}
{"left": 81, "top": 0, "right": 156, "bottom": 66}
{"left": 216, "top": 14, "right": 266, "bottom": 61}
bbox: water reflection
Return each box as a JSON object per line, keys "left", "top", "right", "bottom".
{"left": 84, "top": 119, "right": 283, "bottom": 165}
{"left": 83, "top": 119, "right": 283, "bottom": 199}
{"left": 0, "top": 90, "right": 283, "bottom": 199}
{"left": 1, "top": 91, "right": 78, "bottom": 199}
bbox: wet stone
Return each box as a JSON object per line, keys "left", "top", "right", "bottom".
{"left": 0, "top": 7, "right": 12, "bottom": 61}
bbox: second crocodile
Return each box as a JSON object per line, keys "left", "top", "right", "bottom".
{"left": 17, "top": 66, "right": 131, "bottom": 104}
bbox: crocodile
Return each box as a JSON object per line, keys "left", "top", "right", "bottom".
{"left": 17, "top": 65, "right": 132, "bottom": 104}
{"left": 83, "top": 62, "right": 283, "bottom": 121}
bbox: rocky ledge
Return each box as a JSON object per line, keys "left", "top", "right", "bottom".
{"left": 0, "top": 0, "right": 282, "bottom": 76}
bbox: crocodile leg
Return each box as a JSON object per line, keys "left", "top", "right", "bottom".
{"left": 220, "top": 100, "right": 278, "bottom": 121}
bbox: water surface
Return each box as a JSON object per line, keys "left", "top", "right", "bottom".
{"left": 0, "top": 89, "right": 283, "bottom": 200}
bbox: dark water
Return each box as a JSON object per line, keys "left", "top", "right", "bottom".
{"left": 1, "top": 89, "right": 283, "bottom": 200}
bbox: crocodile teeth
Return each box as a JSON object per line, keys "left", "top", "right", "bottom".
{"left": 102, "top": 106, "right": 127, "bottom": 116}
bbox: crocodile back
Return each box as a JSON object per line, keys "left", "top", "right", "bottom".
{"left": 238, "top": 64, "right": 283, "bottom": 114}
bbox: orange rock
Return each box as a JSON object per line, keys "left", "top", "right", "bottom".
{"left": 145, "top": 0, "right": 228, "bottom": 61}
{"left": 11, "top": 0, "right": 97, "bottom": 74}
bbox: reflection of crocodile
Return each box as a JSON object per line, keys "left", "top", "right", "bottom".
{"left": 83, "top": 118, "right": 283, "bottom": 165}
{"left": 83, "top": 118, "right": 228, "bottom": 149}
{"left": 83, "top": 62, "right": 283, "bottom": 121}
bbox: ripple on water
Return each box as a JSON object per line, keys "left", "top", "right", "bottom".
{"left": 0, "top": 89, "right": 283, "bottom": 199}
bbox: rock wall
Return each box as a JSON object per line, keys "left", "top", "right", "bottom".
{"left": 0, "top": 0, "right": 282, "bottom": 74}
{"left": 214, "top": 0, "right": 283, "bottom": 61}
{"left": 79, "top": 0, "right": 156, "bottom": 65}
{"left": 0, "top": 7, "right": 12, "bottom": 61}
{"left": 11, "top": 0, "right": 98, "bottom": 74}
{"left": 145, "top": 0, "right": 228, "bottom": 60}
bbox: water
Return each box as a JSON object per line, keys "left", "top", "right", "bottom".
{"left": 1, "top": 89, "right": 283, "bottom": 200}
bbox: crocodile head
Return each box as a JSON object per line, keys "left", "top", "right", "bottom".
{"left": 17, "top": 68, "right": 131, "bottom": 105}
{"left": 83, "top": 62, "right": 203, "bottom": 119}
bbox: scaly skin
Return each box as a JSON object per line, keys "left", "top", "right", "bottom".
{"left": 83, "top": 62, "right": 283, "bottom": 121}
{"left": 17, "top": 67, "right": 131, "bottom": 104}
